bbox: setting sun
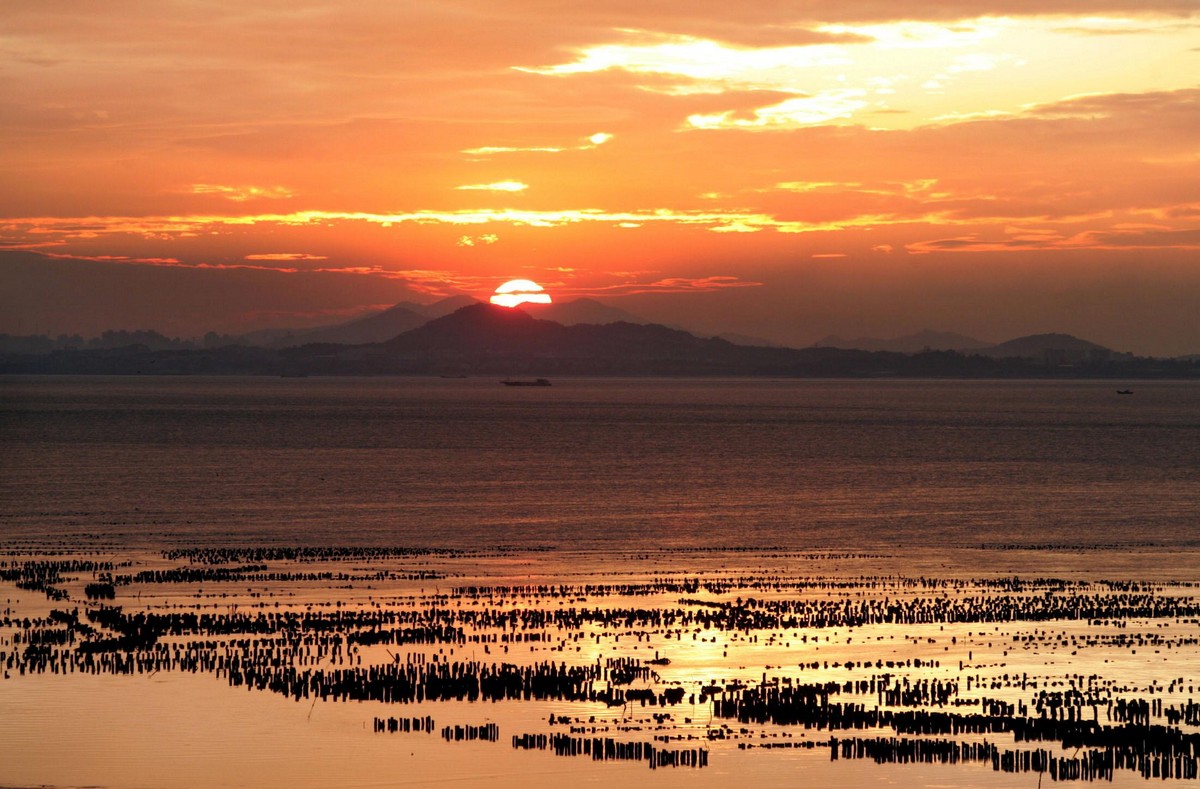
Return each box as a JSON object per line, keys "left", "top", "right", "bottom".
{"left": 490, "top": 279, "right": 552, "bottom": 308}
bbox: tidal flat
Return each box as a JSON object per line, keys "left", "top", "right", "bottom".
{"left": 3, "top": 545, "right": 1198, "bottom": 787}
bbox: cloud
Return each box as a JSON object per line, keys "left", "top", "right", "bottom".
{"left": 0, "top": 207, "right": 906, "bottom": 241}
{"left": 457, "top": 234, "right": 500, "bottom": 246}
{"left": 687, "top": 91, "right": 869, "bottom": 129}
{"left": 518, "top": 29, "right": 859, "bottom": 80}
{"left": 455, "top": 181, "right": 529, "bottom": 192}
{"left": 1026, "top": 87, "right": 1200, "bottom": 120}
{"left": 244, "top": 253, "right": 328, "bottom": 261}
{"left": 190, "top": 184, "right": 294, "bottom": 202}
{"left": 1052, "top": 17, "right": 1200, "bottom": 36}
{"left": 463, "top": 132, "right": 613, "bottom": 156}
{"left": 906, "top": 226, "right": 1200, "bottom": 253}
{"left": 40, "top": 252, "right": 183, "bottom": 265}
{"left": 568, "top": 275, "right": 763, "bottom": 296}
{"left": 37, "top": 251, "right": 299, "bottom": 272}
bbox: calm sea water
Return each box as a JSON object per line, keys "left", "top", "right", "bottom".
{"left": 4, "top": 375, "right": 1200, "bottom": 788}
{"left": 2, "top": 375, "right": 1198, "bottom": 548}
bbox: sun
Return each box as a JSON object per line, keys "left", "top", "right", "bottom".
{"left": 490, "top": 279, "right": 552, "bottom": 308}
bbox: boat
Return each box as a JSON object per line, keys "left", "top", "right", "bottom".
{"left": 502, "top": 378, "right": 551, "bottom": 387}
{"left": 1116, "top": 389, "right": 1133, "bottom": 395}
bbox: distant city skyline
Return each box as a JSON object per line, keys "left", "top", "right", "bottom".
{"left": 2, "top": 3, "right": 1199, "bottom": 355}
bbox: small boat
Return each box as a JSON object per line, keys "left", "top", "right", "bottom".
{"left": 502, "top": 378, "right": 551, "bottom": 387}
{"left": 1116, "top": 389, "right": 1133, "bottom": 395}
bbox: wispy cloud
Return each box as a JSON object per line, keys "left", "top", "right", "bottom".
{"left": 189, "top": 184, "right": 294, "bottom": 202}
{"left": 582, "top": 276, "right": 762, "bottom": 296}
{"left": 462, "top": 132, "right": 613, "bottom": 156}
{"left": 455, "top": 181, "right": 529, "bottom": 192}
{"left": 0, "top": 207, "right": 917, "bottom": 239}
{"left": 244, "top": 253, "right": 327, "bottom": 261}
{"left": 907, "top": 226, "right": 1200, "bottom": 254}
{"left": 457, "top": 234, "right": 499, "bottom": 247}
{"left": 40, "top": 252, "right": 182, "bottom": 265}
{"left": 687, "top": 91, "right": 869, "bottom": 130}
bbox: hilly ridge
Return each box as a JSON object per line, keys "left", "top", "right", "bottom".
{"left": 975, "top": 333, "right": 1113, "bottom": 360}
{"left": 515, "top": 297, "right": 647, "bottom": 326}
{"left": 817, "top": 330, "right": 991, "bottom": 353}
{"left": 380, "top": 303, "right": 760, "bottom": 372}
{"left": 246, "top": 295, "right": 483, "bottom": 348}
{"left": 3, "top": 302, "right": 1194, "bottom": 377}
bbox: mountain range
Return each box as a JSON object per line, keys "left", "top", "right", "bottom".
{"left": 228, "top": 296, "right": 788, "bottom": 350}
{"left": 2, "top": 292, "right": 1162, "bottom": 362}
{"left": 238, "top": 295, "right": 479, "bottom": 348}
{"left": 259, "top": 301, "right": 1132, "bottom": 361}
{"left": 515, "top": 297, "right": 646, "bottom": 327}
{"left": 7, "top": 302, "right": 1196, "bottom": 378}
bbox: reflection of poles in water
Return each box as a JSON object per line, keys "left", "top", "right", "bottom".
{"left": 9, "top": 551, "right": 1200, "bottom": 782}
{"left": 309, "top": 646, "right": 335, "bottom": 722}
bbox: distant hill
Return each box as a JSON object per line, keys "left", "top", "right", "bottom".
{"left": 6, "top": 305, "right": 1196, "bottom": 378}
{"left": 249, "top": 295, "right": 484, "bottom": 348}
{"left": 0, "top": 329, "right": 193, "bottom": 354}
{"left": 976, "top": 333, "right": 1115, "bottom": 363}
{"left": 713, "top": 332, "right": 788, "bottom": 348}
{"left": 400, "top": 295, "right": 482, "bottom": 320}
{"left": 235, "top": 327, "right": 303, "bottom": 348}
{"left": 383, "top": 303, "right": 739, "bottom": 366}
{"left": 516, "top": 297, "right": 647, "bottom": 326}
{"left": 516, "top": 296, "right": 780, "bottom": 346}
{"left": 274, "top": 304, "right": 428, "bottom": 347}
{"left": 817, "top": 330, "right": 990, "bottom": 353}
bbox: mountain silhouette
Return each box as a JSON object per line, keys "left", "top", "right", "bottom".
{"left": 817, "top": 330, "right": 990, "bottom": 353}
{"left": 276, "top": 304, "right": 428, "bottom": 346}
{"left": 713, "top": 332, "right": 787, "bottom": 348}
{"left": 516, "top": 297, "right": 647, "bottom": 326}
{"left": 384, "top": 303, "right": 740, "bottom": 363}
{"left": 7, "top": 303, "right": 1191, "bottom": 377}
{"left": 976, "top": 333, "right": 1116, "bottom": 362}
{"left": 242, "top": 295, "right": 484, "bottom": 348}
{"left": 398, "top": 295, "right": 482, "bottom": 319}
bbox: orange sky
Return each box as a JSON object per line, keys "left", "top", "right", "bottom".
{"left": 2, "top": 2, "right": 1199, "bottom": 353}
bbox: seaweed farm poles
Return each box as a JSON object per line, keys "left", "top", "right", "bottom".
{"left": 829, "top": 736, "right": 1199, "bottom": 781}
{"left": 512, "top": 733, "right": 708, "bottom": 770}
{"left": 441, "top": 723, "right": 499, "bottom": 742}
{"left": 373, "top": 716, "right": 435, "bottom": 734}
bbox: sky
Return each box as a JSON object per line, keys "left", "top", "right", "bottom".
{"left": 2, "top": 1, "right": 1199, "bottom": 354}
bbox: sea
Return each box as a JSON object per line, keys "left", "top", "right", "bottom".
{"left": 3, "top": 375, "right": 1198, "bottom": 549}
{"left": 2, "top": 375, "right": 1199, "bottom": 788}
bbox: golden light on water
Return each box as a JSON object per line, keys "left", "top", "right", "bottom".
{"left": 490, "top": 279, "right": 552, "bottom": 307}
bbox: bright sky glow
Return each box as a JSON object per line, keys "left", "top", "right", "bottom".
{"left": 2, "top": 3, "right": 1200, "bottom": 353}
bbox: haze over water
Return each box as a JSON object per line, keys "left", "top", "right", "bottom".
{"left": 3, "top": 376, "right": 1198, "bottom": 549}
